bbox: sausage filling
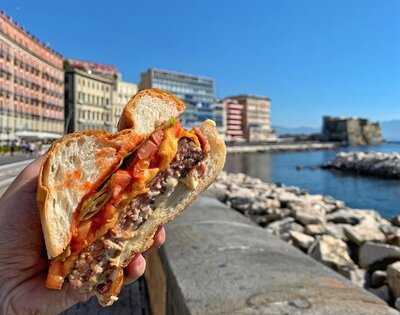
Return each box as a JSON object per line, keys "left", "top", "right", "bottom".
{"left": 68, "top": 138, "right": 205, "bottom": 293}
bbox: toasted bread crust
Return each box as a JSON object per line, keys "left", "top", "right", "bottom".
{"left": 38, "top": 130, "right": 144, "bottom": 258}
{"left": 118, "top": 88, "right": 185, "bottom": 131}
{"left": 38, "top": 130, "right": 113, "bottom": 258}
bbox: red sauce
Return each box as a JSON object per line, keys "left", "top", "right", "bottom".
{"left": 63, "top": 169, "right": 82, "bottom": 188}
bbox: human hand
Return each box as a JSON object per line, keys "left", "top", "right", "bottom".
{"left": 0, "top": 156, "right": 166, "bottom": 315}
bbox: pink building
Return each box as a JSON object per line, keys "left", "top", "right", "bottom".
{"left": 224, "top": 98, "right": 245, "bottom": 141}
{"left": 0, "top": 11, "right": 64, "bottom": 141}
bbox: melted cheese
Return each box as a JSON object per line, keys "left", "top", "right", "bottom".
{"left": 158, "top": 124, "right": 200, "bottom": 171}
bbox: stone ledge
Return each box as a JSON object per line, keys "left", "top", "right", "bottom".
{"left": 146, "top": 196, "right": 397, "bottom": 315}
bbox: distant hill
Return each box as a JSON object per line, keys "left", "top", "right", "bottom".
{"left": 273, "top": 125, "right": 320, "bottom": 136}
{"left": 381, "top": 120, "right": 400, "bottom": 141}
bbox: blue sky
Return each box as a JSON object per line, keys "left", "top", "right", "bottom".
{"left": 3, "top": 0, "right": 399, "bottom": 127}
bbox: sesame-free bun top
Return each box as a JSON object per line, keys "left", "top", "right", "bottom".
{"left": 118, "top": 88, "right": 185, "bottom": 133}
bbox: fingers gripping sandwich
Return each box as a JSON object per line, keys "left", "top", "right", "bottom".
{"left": 37, "top": 89, "right": 226, "bottom": 306}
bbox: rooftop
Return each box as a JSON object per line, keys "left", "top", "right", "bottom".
{"left": 66, "top": 66, "right": 115, "bottom": 84}
{"left": 146, "top": 67, "right": 214, "bottom": 82}
{"left": 323, "top": 116, "right": 379, "bottom": 124}
{"left": 0, "top": 10, "right": 63, "bottom": 58}
{"left": 67, "top": 58, "right": 118, "bottom": 77}
{"left": 227, "top": 94, "right": 271, "bottom": 101}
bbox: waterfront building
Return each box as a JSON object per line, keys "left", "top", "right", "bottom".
{"left": 227, "top": 94, "right": 273, "bottom": 142}
{"left": 322, "top": 116, "right": 383, "bottom": 146}
{"left": 139, "top": 68, "right": 217, "bottom": 129}
{"left": 0, "top": 11, "right": 64, "bottom": 142}
{"left": 213, "top": 101, "right": 226, "bottom": 137}
{"left": 111, "top": 76, "right": 137, "bottom": 132}
{"left": 64, "top": 59, "right": 117, "bottom": 133}
{"left": 223, "top": 98, "right": 245, "bottom": 141}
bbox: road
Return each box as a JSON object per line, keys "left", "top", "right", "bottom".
{"left": 0, "top": 158, "right": 34, "bottom": 196}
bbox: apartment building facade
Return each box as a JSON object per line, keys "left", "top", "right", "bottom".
{"left": 64, "top": 60, "right": 116, "bottom": 133}
{"left": 223, "top": 98, "right": 245, "bottom": 141}
{"left": 139, "top": 68, "right": 224, "bottom": 132}
{"left": 0, "top": 11, "right": 64, "bottom": 141}
{"left": 228, "top": 94, "right": 273, "bottom": 142}
{"left": 111, "top": 77, "right": 137, "bottom": 132}
{"left": 213, "top": 101, "right": 226, "bottom": 137}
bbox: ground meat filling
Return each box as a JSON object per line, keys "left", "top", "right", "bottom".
{"left": 68, "top": 138, "right": 205, "bottom": 293}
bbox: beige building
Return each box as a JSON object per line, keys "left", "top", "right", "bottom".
{"left": 0, "top": 11, "right": 64, "bottom": 142}
{"left": 228, "top": 94, "right": 273, "bottom": 142}
{"left": 111, "top": 78, "right": 137, "bottom": 132}
{"left": 65, "top": 62, "right": 115, "bottom": 133}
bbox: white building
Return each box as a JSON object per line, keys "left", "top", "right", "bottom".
{"left": 111, "top": 78, "right": 137, "bottom": 131}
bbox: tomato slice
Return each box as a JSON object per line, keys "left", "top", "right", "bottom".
{"left": 151, "top": 129, "right": 164, "bottom": 146}
{"left": 137, "top": 140, "right": 159, "bottom": 160}
{"left": 194, "top": 127, "right": 210, "bottom": 153}
{"left": 110, "top": 170, "right": 132, "bottom": 198}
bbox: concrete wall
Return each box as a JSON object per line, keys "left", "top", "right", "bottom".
{"left": 145, "top": 196, "right": 396, "bottom": 315}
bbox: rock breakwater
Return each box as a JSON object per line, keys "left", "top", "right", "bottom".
{"left": 323, "top": 152, "right": 400, "bottom": 179}
{"left": 210, "top": 172, "right": 400, "bottom": 309}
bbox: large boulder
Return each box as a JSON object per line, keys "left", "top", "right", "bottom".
{"left": 392, "top": 215, "right": 400, "bottom": 227}
{"left": 327, "top": 209, "right": 361, "bottom": 225}
{"left": 359, "top": 242, "right": 400, "bottom": 268}
{"left": 208, "top": 182, "right": 228, "bottom": 202}
{"left": 263, "top": 208, "right": 291, "bottom": 224}
{"left": 309, "top": 235, "right": 355, "bottom": 271}
{"left": 249, "top": 201, "right": 269, "bottom": 215}
{"left": 305, "top": 224, "right": 326, "bottom": 236}
{"left": 344, "top": 224, "right": 386, "bottom": 245}
{"left": 289, "top": 201, "right": 326, "bottom": 225}
{"left": 387, "top": 261, "right": 400, "bottom": 298}
{"left": 328, "top": 209, "right": 389, "bottom": 227}
{"left": 325, "top": 223, "right": 352, "bottom": 241}
{"left": 289, "top": 231, "right": 314, "bottom": 250}
{"left": 355, "top": 209, "right": 391, "bottom": 226}
{"left": 225, "top": 172, "right": 246, "bottom": 184}
{"left": 340, "top": 266, "right": 367, "bottom": 288}
{"left": 370, "top": 270, "right": 387, "bottom": 288}
{"left": 243, "top": 175, "right": 263, "bottom": 186}
{"left": 266, "top": 217, "right": 295, "bottom": 236}
{"left": 227, "top": 187, "right": 257, "bottom": 211}
{"left": 276, "top": 191, "right": 299, "bottom": 205}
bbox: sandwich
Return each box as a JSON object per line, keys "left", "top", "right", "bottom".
{"left": 37, "top": 89, "right": 226, "bottom": 306}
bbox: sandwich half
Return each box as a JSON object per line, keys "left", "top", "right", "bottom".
{"left": 37, "top": 89, "right": 226, "bottom": 306}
